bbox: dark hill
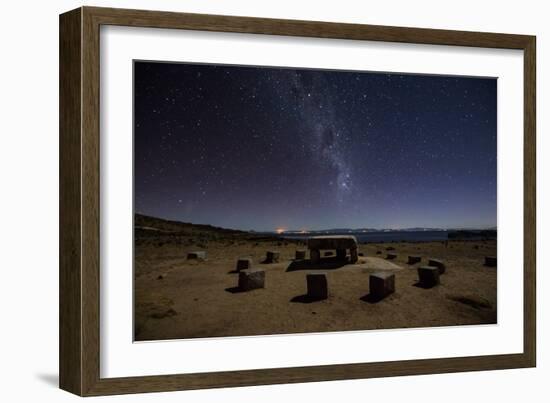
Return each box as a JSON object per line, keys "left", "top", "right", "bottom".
{"left": 134, "top": 213, "right": 246, "bottom": 237}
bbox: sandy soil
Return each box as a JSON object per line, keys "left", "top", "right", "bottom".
{"left": 134, "top": 220, "right": 497, "bottom": 341}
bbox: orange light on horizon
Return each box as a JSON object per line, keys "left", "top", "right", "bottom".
{"left": 276, "top": 228, "right": 285, "bottom": 234}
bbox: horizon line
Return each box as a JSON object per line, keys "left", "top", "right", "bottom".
{"left": 134, "top": 212, "right": 497, "bottom": 233}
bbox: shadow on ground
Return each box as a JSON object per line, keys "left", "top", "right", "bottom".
{"left": 290, "top": 294, "right": 327, "bottom": 303}
{"left": 413, "top": 281, "right": 440, "bottom": 289}
{"left": 225, "top": 286, "right": 245, "bottom": 294}
{"left": 286, "top": 257, "right": 349, "bottom": 272}
{"left": 448, "top": 295, "right": 492, "bottom": 310}
{"left": 360, "top": 293, "right": 386, "bottom": 304}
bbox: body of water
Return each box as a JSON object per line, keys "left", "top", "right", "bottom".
{"left": 282, "top": 230, "right": 450, "bottom": 243}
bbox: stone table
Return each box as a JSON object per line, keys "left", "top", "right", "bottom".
{"left": 307, "top": 235, "right": 358, "bottom": 264}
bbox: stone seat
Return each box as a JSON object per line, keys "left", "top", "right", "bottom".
{"left": 236, "top": 257, "right": 253, "bottom": 271}
{"left": 264, "top": 251, "right": 280, "bottom": 263}
{"left": 238, "top": 269, "right": 265, "bottom": 291}
{"left": 418, "top": 266, "right": 440, "bottom": 288}
{"left": 369, "top": 272, "right": 395, "bottom": 300}
{"left": 408, "top": 255, "right": 421, "bottom": 264}
{"left": 428, "top": 258, "right": 446, "bottom": 274}
{"left": 306, "top": 273, "right": 328, "bottom": 300}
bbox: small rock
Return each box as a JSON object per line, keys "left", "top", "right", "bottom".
{"left": 187, "top": 251, "right": 206, "bottom": 260}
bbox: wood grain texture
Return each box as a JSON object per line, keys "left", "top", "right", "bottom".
{"left": 59, "top": 7, "right": 83, "bottom": 396}
{"left": 81, "top": 6, "right": 102, "bottom": 396}
{"left": 86, "top": 6, "right": 532, "bottom": 49}
{"left": 523, "top": 37, "right": 536, "bottom": 367}
{"left": 59, "top": 6, "right": 537, "bottom": 396}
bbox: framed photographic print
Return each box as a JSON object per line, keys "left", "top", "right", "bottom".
{"left": 59, "top": 6, "right": 536, "bottom": 396}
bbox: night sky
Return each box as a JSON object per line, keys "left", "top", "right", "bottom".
{"left": 134, "top": 61, "right": 496, "bottom": 232}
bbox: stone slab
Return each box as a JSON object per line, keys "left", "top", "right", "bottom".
{"left": 307, "top": 235, "right": 358, "bottom": 250}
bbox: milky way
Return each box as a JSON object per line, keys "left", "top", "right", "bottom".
{"left": 134, "top": 61, "right": 497, "bottom": 231}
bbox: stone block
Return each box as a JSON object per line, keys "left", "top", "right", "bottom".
{"left": 238, "top": 269, "right": 265, "bottom": 291}
{"left": 236, "top": 257, "right": 252, "bottom": 271}
{"left": 428, "top": 258, "right": 446, "bottom": 274}
{"left": 310, "top": 249, "right": 321, "bottom": 263}
{"left": 187, "top": 251, "right": 206, "bottom": 260}
{"left": 306, "top": 273, "right": 328, "bottom": 300}
{"left": 408, "top": 255, "right": 421, "bottom": 264}
{"left": 369, "top": 272, "right": 395, "bottom": 300}
{"left": 265, "top": 251, "right": 280, "bottom": 263}
{"left": 350, "top": 247, "right": 358, "bottom": 263}
{"left": 418, "top": 266, "right": 440, "bottom": 288}
{"left": 295, "top": 250, "right": 306, "bottom": 260}
{"left": 336, "top": 249, "right": 347, "bottom": 259}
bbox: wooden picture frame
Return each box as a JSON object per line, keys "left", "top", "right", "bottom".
{"left": 59, "top": 6, "right": 536, "bottom": 396}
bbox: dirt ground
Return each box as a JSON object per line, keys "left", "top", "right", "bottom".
{"left": 134, "top": 226, "right": 497, "bottom": 341}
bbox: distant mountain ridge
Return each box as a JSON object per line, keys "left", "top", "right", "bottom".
{"left": 279, "top": 227, "right": 448, "bottom": 234}
{"left": 277, "top": 227, "right": 497, "bottom": 234}
{"left": 134, "top": 213, "right": 246, "bottom": 235}
{"left": 135, "top": 213, "right": 495, "bottom": 236}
